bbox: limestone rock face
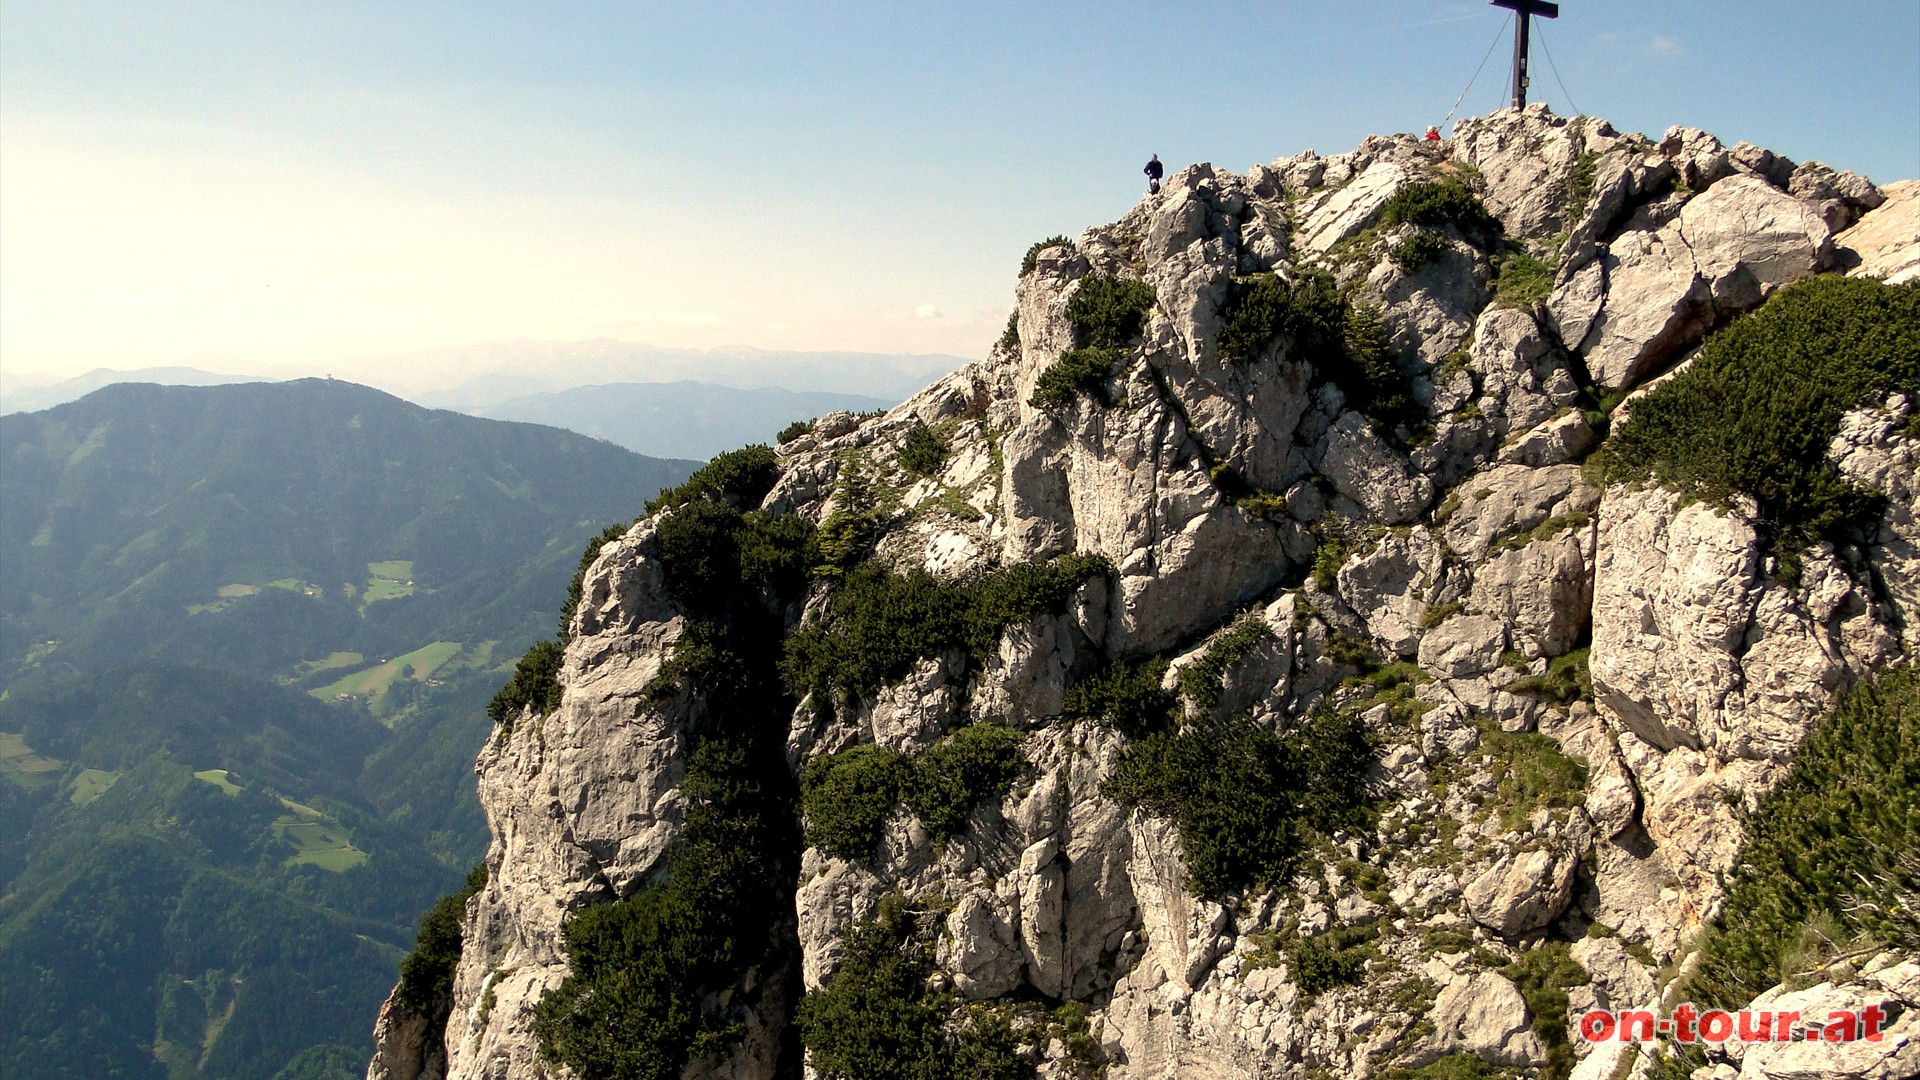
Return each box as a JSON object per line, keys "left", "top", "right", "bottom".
{"left": 1839, "top": 179, "right": 1920, "bottom": 284}
{"left": 1560, "top": 175, "right": 1832, "bottom": 391}
{"left": 1464, "top": 846, "right": 1578, "bottom": 938}
{"left": 1297, "top": 160, "right": 1410, "bottom": 252}
{"left": 371, "top": 106, "right": 1920, "bottom": 1080}
{"left": 366, "top": 992, "right": 448, "bottom": 1080}
{"left": 1423, "top": 972, "right": 1548, "bottom": 1067}
{"left": 1316, "top": 411, "right": 1435, "bottom": 524}
{"left": 1590, "top": 488, "right": 1896, "bottom": 761}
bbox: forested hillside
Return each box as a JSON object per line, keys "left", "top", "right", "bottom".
{"left": 0, "top": 379, "right": 697, "bottom": 1078}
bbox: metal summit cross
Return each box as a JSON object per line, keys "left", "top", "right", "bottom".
{"left": 1491, "top": 0, "right": 1559, "bottom": 109}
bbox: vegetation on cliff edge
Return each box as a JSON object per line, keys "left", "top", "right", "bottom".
{"left": 1601, "top": 276, "right": 1920, "bottom": 557}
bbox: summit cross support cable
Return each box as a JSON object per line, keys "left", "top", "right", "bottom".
{"left": 1490, "top": 0, "right": 1559, "bottom": 109}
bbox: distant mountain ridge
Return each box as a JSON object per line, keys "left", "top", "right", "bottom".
{"left": 1, "top": 378, "right": 697, "bottom": 681}
{"left": 466, "top": 380, "right": 891, "bottom": 459}
{"left": 366, "top": 340, "right": 965, "bottom": 406}
{"left": 0, "top": 378, "right": 699, "bottom": 1079}
{"left": 0, "top": 366, "right": 271, "bottom": 415}
{"left": 2, "top": 342, "right": 968, "bottom": 417}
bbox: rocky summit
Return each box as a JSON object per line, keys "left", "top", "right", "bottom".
{"left": 367, "top": 106, "right": 1920, "bottom": 1080}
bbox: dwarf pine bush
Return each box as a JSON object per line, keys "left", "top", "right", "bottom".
{"left": 1378, "top": 178, "right": 1501, "bottom": 238}
{"left": 645, "top": 444, "right": 780, "bottom": 515}
{"left": 897, "top": 421, "right": 950, "bottom": 477}
{"left": 1680, "top": 666, "right": 1920, "bottom": 1009}
{"left": 1103, "top": 707, "right": 1373, "bottom": 898}
{"left": 1601, "top": 276, "right": 1920, "bottom": 554}
{"left": 1217, "top": 272, "right": 1420, "bottom": 434}
{"left": 1030, "top": 274, "right": 1156, "bottom": 411}
{"left": 797, "top": 899, "right": 1031, "bottom": 1080}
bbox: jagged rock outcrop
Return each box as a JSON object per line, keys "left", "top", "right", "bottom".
{"left": 369, "top": 106, "right": 1920, "bottom": 1080}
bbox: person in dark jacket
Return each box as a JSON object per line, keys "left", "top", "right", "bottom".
{"left": 1144, "top": 154, "right": 1164, "bottom": 194}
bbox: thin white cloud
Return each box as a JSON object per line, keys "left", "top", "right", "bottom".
{"left": 914, "top": 304, "right": 943, "bottom": 319}
{"left": 1648, "top": 35, "right": 1683, "bottom": 56}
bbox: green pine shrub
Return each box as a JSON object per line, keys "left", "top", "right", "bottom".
{"left": 1102, "top": 707, "right": 1373, "bottom": 898}
{"left": 898, "top": 422, "right": 950, "bottom": 477}
{"left": 814, "top": 458, "right": 885, "bottom": 576}
{"left": 1030, "top": 347, "right": 1120, "bottom": 410}
{"left": 783, "top": 563, "right": 965, "bottom": 705}
{"left": 1417, "top": 601, "right": 1463, "bottom": 629}
{"left": 796, "top": 898, "right": 1032, "bottom": 1080}
{"left": 654, "top": 502, "right": 818, "bottom": 617}
{"left": 1217, "top": 270, "right": 1346, "bottom": 365}
{"left": 1065, "top": 273, "right": 1156, "bottom": 348}
{"left": 1488, "top": 509, "right": 1592, "bottom": 553}
{"left": 654, "top": 500, "right": 752, "bottom": 614}
{"left": 1064, "top": 657, "right": 1177, "bottom": 738}
{"left": 800, "top": 726, "right": 1029, "bottom": 860}
{"left": 1217, "top": 272, "right": 1420, "bottom": 434}
{"left": 1028, "top": 273, "right": 1155, "bottom": 411}
{"left": 1020, "top": 235, "right": 1075, "bottom": 277}
{"left": 1179, "top": 616, "right": 1277, "bottom": 712}
{"left": 487, "top": 640, "right": 565, "bottom": 732}
{"left": 1340, "top": 304, "right": 1420, "bottom": 433}
{"left": 642, "top": 619, "right": 770, "bottom": 713}
{"left": 1389, "top": 231, "right": 1450, "bottom": 273}
{"left": 1678, "top": 666, "right": 1920, "bottom": 1010}
{"left": 903, "top": 724, "right": 1029, "bottom": 843}
{"left": 645, "top": 444, "right": 780, "bottom": 515}
{"left": 959, "top": 553, "right": 1112, "bottom": 658}
{"left": 1601, "top": 276, "right": 1920, "bottom": 554}
{"left": 1378, "top": 178, "right": 1501, "bottom": 239}
{"left": 777, "top": 419, "right": 814, "bottom": 444}
{"left": 801, "top": 744, "right": 909, "bottom": 860}
{"left": 996, "top": 310, "right": 1021, "bottom": 354}
{"left": 734, "top": 510, "right": 819, "bottom": 598}
{"left": 783, "top": 554, "right": 1111, "bottom": 708}
{"left": 395, "top": 863, "right": 489, "bottom": 1011}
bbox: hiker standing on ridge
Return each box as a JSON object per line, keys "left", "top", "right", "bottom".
{"left": 1144, "top": 154, "right": 1164, "bottom": 194}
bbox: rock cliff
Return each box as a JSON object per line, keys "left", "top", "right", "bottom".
{"left": 369, "top": 106, "right": 1920, "bottom": 1080}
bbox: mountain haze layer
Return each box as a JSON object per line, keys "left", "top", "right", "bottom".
{"left": 374, "top": 107, "right": 1920, "bottom": 1080}
{"left": 466, "top": 381, "right": 891, "bottom": 460}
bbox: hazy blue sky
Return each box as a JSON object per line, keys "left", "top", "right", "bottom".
{"left": 3, "top": 1, "right": 1915, "bottom": 381}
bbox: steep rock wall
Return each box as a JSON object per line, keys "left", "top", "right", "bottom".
{"left": 371, "top": 106, "right": 1919, "bottom": 1080}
